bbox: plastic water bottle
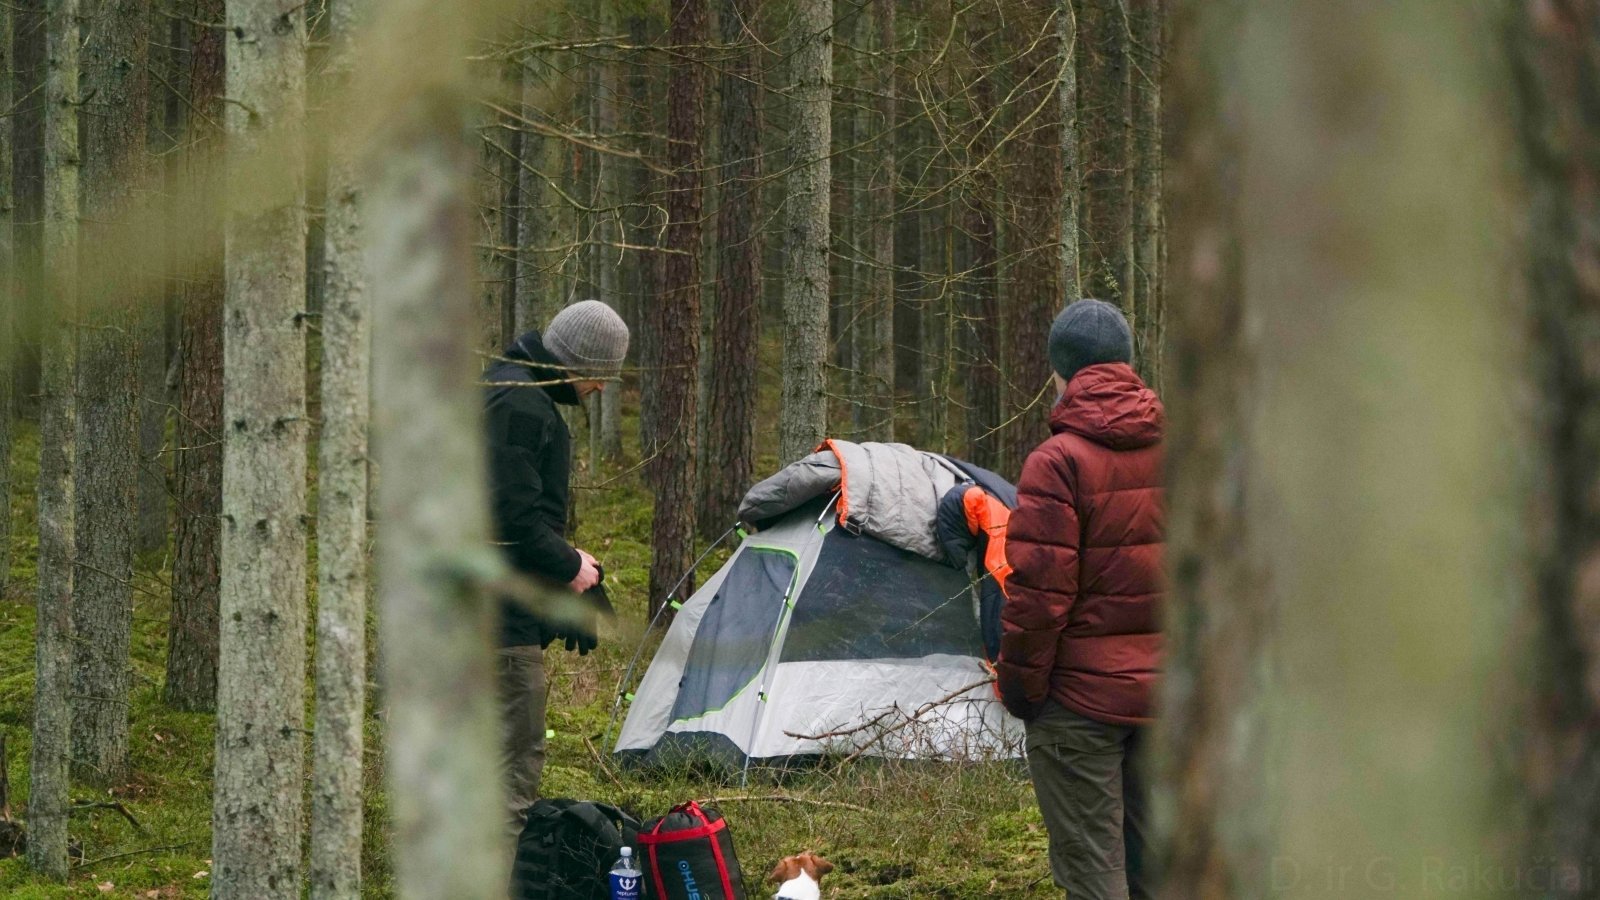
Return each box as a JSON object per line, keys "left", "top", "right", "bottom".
{"left": 609, "top": 846, "right": 642, "bottom": 900}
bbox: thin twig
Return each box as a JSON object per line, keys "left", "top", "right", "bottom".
{"left": 73, "top": 840, "right": 201, "bottom": 869}
{"left": 697, "top": 794, "right": 869, "bottom": 814}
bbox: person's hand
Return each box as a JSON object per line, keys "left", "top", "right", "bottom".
{"left": 568, "top": 549, "right": 601, "bottom": 593}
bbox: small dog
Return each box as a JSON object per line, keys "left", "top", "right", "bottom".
{"left": 771, "top": 852, "right": 833, "bottom": 900}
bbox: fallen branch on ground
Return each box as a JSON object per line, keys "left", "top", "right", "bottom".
{"left": 697, "top": 794, "right": 869, "bottom": 814}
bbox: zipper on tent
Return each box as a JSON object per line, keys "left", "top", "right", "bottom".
{"left": 739, "top": 493, "right": 839, "bottom": 786}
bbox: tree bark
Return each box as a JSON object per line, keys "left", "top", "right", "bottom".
{"left": 514, "top": 52, "right": 547, "bottom": 334}
{"left": 364, "top": 1, "right": 506, "bottom": 894}
{"left": 700, "top": 0, "right": 761, "bottom": 536}
{"left": 0, "top": 0, "right": 13, "bottom": 603}
{"left": 1058, "top": 0, "right": 1080, "bottom": 301}
{"left": 1001, "top": 0, "right": 1064, "bottom": 475}
{"left": 308, "top": 0, "right": 368, "bottom": 895}
{"left": 1128, "top": 0, "right": 1163, "bottom": 387}
{"left": 10, "top": 0, "right": 44, "bottom": 426}
{"left": 70, "top": 0, "right": 150, "bottom": 790}
{"left": 211, "top": 0, "right": 308, "bottom": 895}
{"left": 1076, "top": 0, "right": 1131, "bottom": 305}
{"left": 27, "top": 0, "right": 80, "bottom": 878}
{"left": 1157, "top": 4, "right": 1516, "bottom": 896}
{"left": 1154, "top": 1, "right": 1264, "bottom": 894}
{"left": 861, "top": 0, "right": 895, "bottom": 443}
{"left": 962, "top": 13, "right": 1001, "bottom": 470}
{"left": 166, "top": 0, "right": 224, "bottom": 713}
{"left": 1509, "top": 0, "right": 1600, "bottom": 886}
{"left": 778, "top": 0, "right": 832, "bottom": 464}
{"left": 648, "top": 0, "right": 706, "bottom": 620}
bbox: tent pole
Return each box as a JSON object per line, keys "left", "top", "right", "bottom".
{"left": 604, "top": 524, "right": 741, "bottom": 754}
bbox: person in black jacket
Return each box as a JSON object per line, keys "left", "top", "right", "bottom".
{"left": 485, "top": 300, "right": 629, "bottom": 836}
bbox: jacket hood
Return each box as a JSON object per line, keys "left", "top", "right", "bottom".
{"left": 503, "top": 330, "right": 579, "bottom": 406}
{"left": 1051, "top": 362, "right": 1164, "bottom": 450}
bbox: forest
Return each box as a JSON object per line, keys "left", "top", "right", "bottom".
{"left": 2, "top": 0, "right": 1599, "bottom": 897}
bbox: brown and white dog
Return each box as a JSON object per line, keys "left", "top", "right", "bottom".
{"left": 770, "top": 852, "right": 834, "bottom": 900}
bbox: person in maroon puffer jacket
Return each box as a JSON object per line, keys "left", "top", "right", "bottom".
{"left": 998, "top": 298, "right": 1164, "bottom": 900}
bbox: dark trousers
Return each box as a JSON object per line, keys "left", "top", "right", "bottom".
{"left": 1025, "top": 703, "right": 1155, "bottom": 900}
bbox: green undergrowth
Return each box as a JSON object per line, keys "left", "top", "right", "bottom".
{"left": 0, "top": 387, "right": 1054, "bottom": 897}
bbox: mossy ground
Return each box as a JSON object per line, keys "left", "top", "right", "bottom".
{"left": 0, "top": 389, "right": 1054, "bottom": 898}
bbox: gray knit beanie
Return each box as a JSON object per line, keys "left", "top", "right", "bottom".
{"left": 543, "top": 300, "right": 630, "bottom": 379}
{"left": 1048, "top": 299, "right": 1133, "bottom": 381}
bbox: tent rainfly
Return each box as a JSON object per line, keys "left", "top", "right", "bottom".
{"left": 612, "top": 440, "right": 1023, "bottom": 774}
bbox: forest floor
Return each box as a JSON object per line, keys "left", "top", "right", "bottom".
{"left": 0, "top": 393, "right": 1056, "bottom": 898}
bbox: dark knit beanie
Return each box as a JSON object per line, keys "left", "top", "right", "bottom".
{"left": 1047, "top": 299, "right": 1133, "bottom": 381}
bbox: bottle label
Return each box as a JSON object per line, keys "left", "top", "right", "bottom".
{"left": 610, "top": 871, "right": 641, "bottom": 900}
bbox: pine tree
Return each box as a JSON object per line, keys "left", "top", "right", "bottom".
{"left": 1508, "top": 0, "right": 1600, "bottom": 880}
{"left": 648, "top": 0, "right": 707, "bottom": 618}
{"left": 778, "top": 0, "right": 833, "bottom": 464}
{"left": 211, "top": 0, "right": 309, "bottom": 894}
{"left": 309, "top": 0, "right": 369, "bottom": 894}
{"left": 71, "top": 0, "right": 150, "bottom": 789}
{"left": 364, "top": 0, "right": 506, "bottom": 892}
{"left": 166, "top": 0, "right": 225, "bottom": 713}
{"left": 700, "top": 0, "right": 761, "bottom": 535}
{"left": 27, "top": 0, "right": 80, "bottom": 878}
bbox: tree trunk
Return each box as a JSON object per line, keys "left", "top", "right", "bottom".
{"left": 309, "top": 0, "right": 368, "bottom": 895}
{"left": 778, "top": 0, "right": 832, "bottom": 464}
{"left": 27, "top": 0, "right": 80, "bottom": 878}
{"left": 1058, "top": 0, "right": 1080, "bottom": 301}
{"left": 1001, "top": 0, "right": 1063, "bottom": 475}
{"left": 1153, "top": 1, "right": 1264, "bottom": 893}
{"left": 648, "top": 0, "right": 706, "bottom": 620}
{"left": 166, "top": 0, "right": 224, "bottom": 713}
{"left": 212, "top": 0, "right": 308, "bottom": 895}
{"left": 10, "top": 0, "right": 44, "bottom": 426}
{"left": 71, "top": 0, "right": 150, "bottom": 790}
{"left": 135, "top": 289, "right": 169, "bottom": 555}
{"left": 364, "top": 2, "right": 506, "bottom": 894}
{"left": 514, "top": 52, "right": 547, "bottom": 334}
{"left": 1128, "top": 0, "right": 1163, "bottom": 387}
{"left": 862, "top": 0, "right": 895, "bottom": 443}
{"left": 1509, "top": 0, "right": 1600, "bottom": 885}
{"left": 962, "top": 14, "right": 1001, "bottom": 470}
{"left": 1076, "top": 0, "right": 1131, "bottom": 305}
{"left": 700, "top": 0, "right": 761, "bottom": 536}
{"left": 0, "top": 0, "right": 13, "bottom": 603}
{"left": 1158, "top": 3, "right": 1515, "bottom": 896}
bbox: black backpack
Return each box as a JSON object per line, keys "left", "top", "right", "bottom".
{"left": 638, "top": 801, "right": 746, "bottom": 900}
{"left": 510, "top": 799, "right": 643, "bottom": 900}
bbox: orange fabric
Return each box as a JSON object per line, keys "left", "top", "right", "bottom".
{"left": 819, "top": 439, "right": 852, "bottom": 529}
{"left": 962, "top": 487, "right": 1013, "bottom": 592}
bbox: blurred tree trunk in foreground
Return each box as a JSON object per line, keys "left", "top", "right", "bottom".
{"left": 309, "top": 0, "right": 369, "bottom": 894}
{"left": 167, "top": 0, "right": 225, "bottom": 713}
{"left": 648, "top": 0, "right": 707, "bottom": 619}
{"left": 700, "top": 0, "right": 761, "bottom": 535}
{"left": 0, "top": 0, "right": 12, "bottom": 604}
{"left": 71, "top": 0, "right": 150, "bottom": 789}
{"left": 779, "top": 0, "right": 832, "bottom": 464}
{"left": 1154, "top": 1, "right": 1264, "bottom": 895}
{"left": 212, "top": 0, "right": 309, "bottom": 894}
{"left": 364, "top": 0, "right": 506, "bottom": 893}
{"left": 1509, "top": 0, "right": 1600, "bottom": 888}
{"left": 27, "top": 0, "right": 80, "bottom": 878}
{"left": 1157, "top": 3, "right": 1516, "bottom": 899}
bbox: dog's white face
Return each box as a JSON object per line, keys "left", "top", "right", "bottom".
{"left": 771, "top": 852, "right": 833, "bottom": 900}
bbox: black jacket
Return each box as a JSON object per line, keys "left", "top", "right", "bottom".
{"left": 485, "top": 332, "right": 582, "bottom": 647}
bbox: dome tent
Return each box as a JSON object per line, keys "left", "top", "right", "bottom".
{"left": 611, "top": 441, "right": 1022, "bottom": 776}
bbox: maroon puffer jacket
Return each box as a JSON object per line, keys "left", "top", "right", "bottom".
{"left": 997, "top": 362, "right": 1165, "bottom": 726}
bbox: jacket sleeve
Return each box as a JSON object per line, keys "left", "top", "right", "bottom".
{"left": 487, "top": 406, "right": 583, "bottom": 586}
{"left": 996, "top": 446, "right": 1079, "bottom": 721}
